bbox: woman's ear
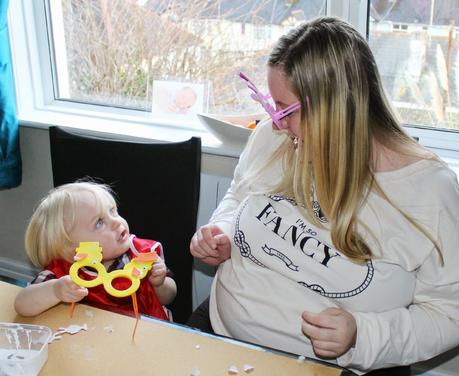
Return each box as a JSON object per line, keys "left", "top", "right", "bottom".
{"left": 278, "top": 118, "right": 289, "bottom": 130}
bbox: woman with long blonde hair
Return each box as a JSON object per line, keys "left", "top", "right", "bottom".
{"left": 190, "top": 17, "right": 459, "bottom": 375}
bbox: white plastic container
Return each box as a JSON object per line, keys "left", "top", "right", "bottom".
{"left": 0, "top": 322, "right": 52, "bottom": 376}
{"left": 197, "top": 112, "right": 262, "bottom": 146}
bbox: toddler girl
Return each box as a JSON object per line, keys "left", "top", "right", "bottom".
{"left": 14, "top": 181, "right": 176, "bottom": 320}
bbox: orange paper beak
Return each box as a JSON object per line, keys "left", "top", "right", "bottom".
{"left": 131, "top": 267, "right": 141, "bottom": 277}
{"left": 74, "top": 253, "right": 88, "bottom": 261}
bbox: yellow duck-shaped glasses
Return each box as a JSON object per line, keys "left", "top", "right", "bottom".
{"left": 69, "top": 241, "right": 158, "bottom": 297}
{"left": 103, "top": 252, "right": 158, "bottom": 297}
{"left": 69, "top": 241, "right": 158, "bottom": 339}
{"left": 69, "top": 242, "right": 105, "bottom": 288}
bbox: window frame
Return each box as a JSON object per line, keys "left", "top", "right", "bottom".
{"left": 8, "top": 0, "right": 459, "bottom": 158}
{"left": 9, "top": 0, "right": 225, "bottom": 153}
{"left": 363, "top": 0, "right": 459, "bottom": 158}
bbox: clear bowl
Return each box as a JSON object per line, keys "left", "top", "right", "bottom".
{"left": 0, "top": 322, "right": 52, "bottom": 376}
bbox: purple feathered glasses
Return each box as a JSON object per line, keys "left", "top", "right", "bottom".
{"left": 239, "top": 72, "right": 301, "bottom": 129}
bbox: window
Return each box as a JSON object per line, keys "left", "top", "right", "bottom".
{"left": 47, "top": 0, "right": 326, "bottom": 124}
{"left": 8, "top": 0, "right": 459, "bottom": 155}
{"left": 368, "top": 0, "right": 459, "bottom": 154}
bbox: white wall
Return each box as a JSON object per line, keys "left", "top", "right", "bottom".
{"left": 193, "top": 166, "right": 233, "bottom": 309}
{"left": 0, "top": 126, "right": 54, "bottom": 280}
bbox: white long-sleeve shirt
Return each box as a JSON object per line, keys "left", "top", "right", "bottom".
{"left": 209, "top": 119, "right": 459, "bottom": 373}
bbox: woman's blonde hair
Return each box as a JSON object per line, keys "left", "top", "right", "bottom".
{"left": 25, "top": 181, "right": 116, "bottom": 267}
{"left": 264, "top": 17, "right": 437, "bottom": 261}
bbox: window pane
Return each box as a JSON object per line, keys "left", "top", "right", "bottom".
{"left": 48, "top": 0, "right": 326, "bottom": 117}
{"left": 369, "top": 0, "right": 459, "bottom": 131}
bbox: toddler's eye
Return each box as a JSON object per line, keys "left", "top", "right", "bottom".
{"left": 110, "top": 207, "right": 118, "bottom": 216}
{"left": 95, "top": 218, "right": 104, "bottom": 229}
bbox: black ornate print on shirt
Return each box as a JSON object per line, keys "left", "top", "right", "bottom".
{"left": 261, "top": 244, "right": 299, "bottom": 271}
{"left": 298, "top": 259, "right": 374, "bottom": 299}
{"left": 270, "top": 194, "right": 297, "bottom": 206}
{"left": 234, "top": 199, "right": 266, "bottom": 268}
{"left": 238, "top": 194, "right": 374, "bottom": 300}
{"left": 270, "top": 193, "right": 327, "bottom": 224}
{"left": 310, "top": 187, "right": 328, "bottom": 224}
{"left": 312, "top": 199, "right": 327, "bottom": 223}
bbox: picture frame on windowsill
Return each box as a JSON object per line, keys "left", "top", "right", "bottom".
{"left": 151, "top": 79, "right": 209, "bottom": 122}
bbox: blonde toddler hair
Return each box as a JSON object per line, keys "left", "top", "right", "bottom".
{"left": 25, "top": 181, "right": 116, "bottom": 267}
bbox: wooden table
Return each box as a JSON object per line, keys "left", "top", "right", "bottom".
{"left": 0, "top": 281, "right": 345, "bottom": 375}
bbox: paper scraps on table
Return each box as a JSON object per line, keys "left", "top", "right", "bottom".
{"left": 228, "top": 365, "right": 239, "bottom": 374}
{"left": 85, "top": 309, "right": 94, "bottom": 318}
{"left": 190, "top": 367, "right": 201, "bottom": 376}
{"left": 243, "top": 364, "right": 254, "bottom": 373}
{"left": 297, "top": 355, "right": 306, "bottom": 363}
{"left": 49, "top": 323, "right": 88, "bottom": 342}
{"left": 103, "top": 325, "right": 114, "bottom": 333}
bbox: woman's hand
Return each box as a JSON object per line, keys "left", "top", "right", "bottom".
{"left": 149, "top": 257, "right": 167, "bottom": 287}
{"left": 301, "top": 307, "right": 357, "bottom": 358}
{"left": 190, "top": 224, "right": 231, "bottom": 266}
{"left": 53, "top": 275, "right": 88, "bottom": 303}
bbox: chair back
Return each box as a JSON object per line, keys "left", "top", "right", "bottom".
{"left": 49, "top": 126, "right": 201, "bottom": 324}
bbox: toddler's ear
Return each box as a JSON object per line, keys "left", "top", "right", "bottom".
{"left": 62, "top": 242, "right": 78, "bottom": 263}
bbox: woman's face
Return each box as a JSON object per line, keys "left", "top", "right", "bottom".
{"left": 267, "top": 66, "right": 302, "bottom": 139}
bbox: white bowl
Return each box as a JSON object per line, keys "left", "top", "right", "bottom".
{"left": 197, "top": 113, "right": 264, "bottom": 146}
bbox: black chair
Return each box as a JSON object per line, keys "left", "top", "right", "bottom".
{"left": 48, "top": 126, "right": 201, "bottom": 324}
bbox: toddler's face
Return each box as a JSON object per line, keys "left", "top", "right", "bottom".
{"left": 66, "top": 190, "right": 131, "bottom": 262}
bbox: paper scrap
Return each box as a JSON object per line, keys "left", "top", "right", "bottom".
{"left": 57, "top": 323, "right": 88, "bottom": 335}
{"left": 49, "top": 334, "right": 62, "bottom": 343}
{"left": 104, "top": 325, "right": 114, "bottom": 333}
{"left": 85, "top": 309, "right": 94, "bottom": 317}
{"left": 243, "top": 364, "right": 254, "bottom": 373}
{"left": 228, "top": 365, "right": 239, "bottom": 374}
{"left": 50, "top": 323, "right": 88, "bottom": 342}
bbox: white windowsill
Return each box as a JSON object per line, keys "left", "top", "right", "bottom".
{"left": 18, "top": 104, "right": 248, "bottom": 159}
{"left": 18, "top": 101, "right": 459, "bottom": 174}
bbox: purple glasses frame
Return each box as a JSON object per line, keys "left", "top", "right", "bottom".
{"left": 239, "top": 72, "right": 301, "bottom": 129}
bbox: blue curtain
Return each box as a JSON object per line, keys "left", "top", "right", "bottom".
{"left": 0, "top": 0, "right": 21, "bottom": 189}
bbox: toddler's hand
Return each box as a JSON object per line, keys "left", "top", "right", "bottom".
{"left": 301, "top": 307, "right": 357, "bottom": 358}
{"left": 53, "top": 275, "right": 88, "bottom": 303}
{"left": 149, "top": 257, "right": 167, "bottom": 287}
